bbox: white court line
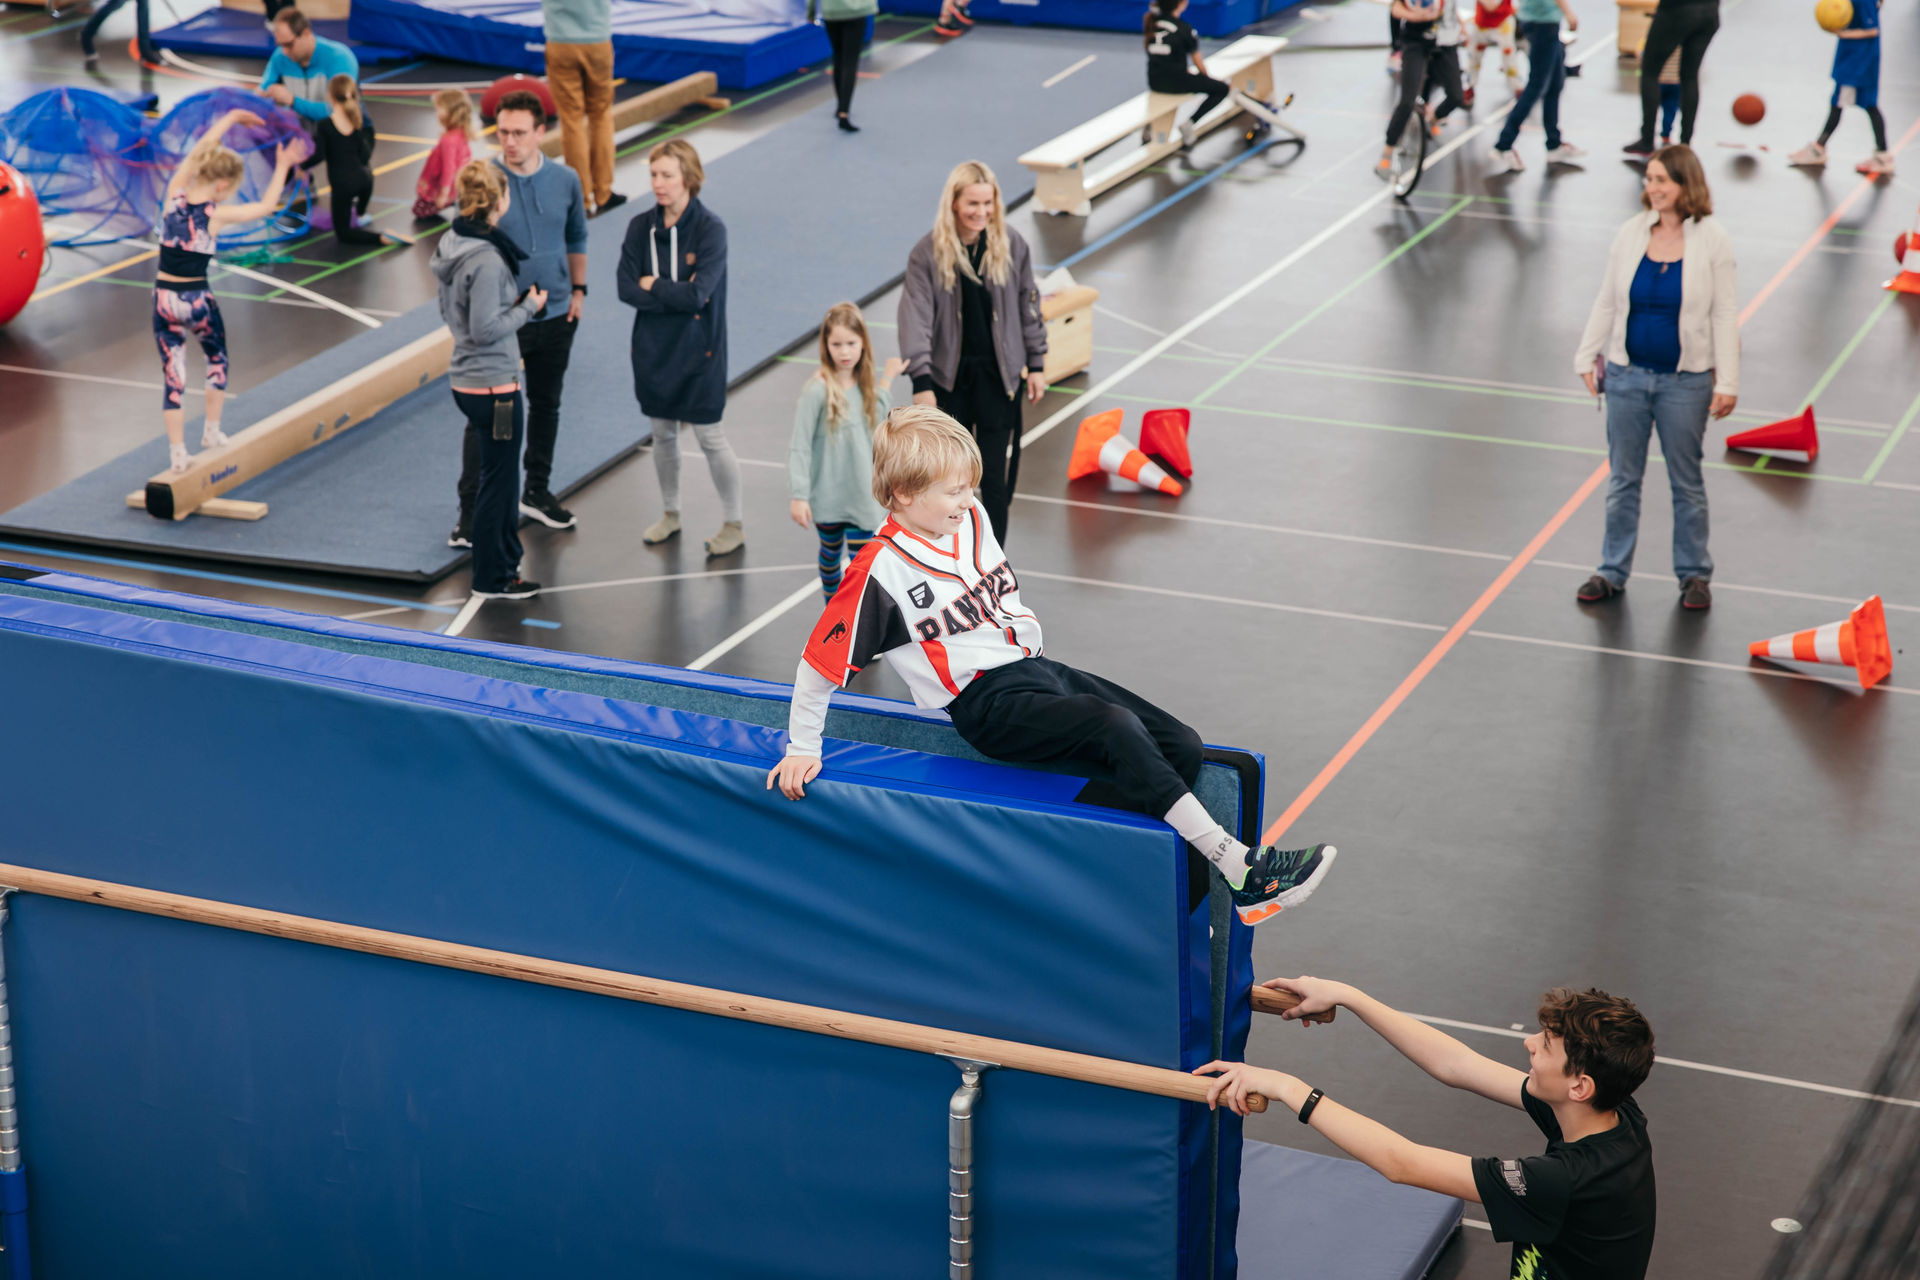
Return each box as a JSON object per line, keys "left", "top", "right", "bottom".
{"left": 441, "top": 593, "right": 486, "bottom": 637}
{"left": 1462, "top": 1218, "right": 1493, "bottom": 1231}
{"left": 538, "top": 563, "right": 818, "bottom": 595}
{"left": 1411, "top": 1014, "right": 1920, "bottom": 1108}
{"left": 341, "top": 604, "right": 414, "bottom": 621}
{"left": 687, "top": 578, "right": 820, "bottom": 671}
{"left": 1020, "top": 569, "right": 1448, "bottom": 632}
{"left": 1093, "top": 303, "right": 1248, "bottom": 360}
{"left": 0, "top": 362, "right": 209, "bottom": 395}
{"left": 1529, "top": 559, "right": 1920, "bottom": 615}
{"left": 1874, "top": 479, "right": 1920, "bottom": 492}
{"left": 1468, "top": 630, "right": 1920, "bottom": 697}
{"left": 1043, "top": 54, "right": 1097, "bottom": 88}
{"left": 1014, "top": 493, "right": 1510, "bottom": 561}
{"left": 221, "top": 262, "right": 382, "bottom": 329}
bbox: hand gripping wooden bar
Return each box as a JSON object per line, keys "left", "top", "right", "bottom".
{"left": 1250, "top": 984, "right": 1336, "bottom": 1024}
{"left": 0, "top": 863, "right": 1270, "bottom": 1113}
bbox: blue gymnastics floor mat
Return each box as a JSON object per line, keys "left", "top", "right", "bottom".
{"left": 1237, "top": 1141, "right": 1462, "bottom": 1280}
{"left": 0, "top": 26, "right": 1145, "bottom": 582}
{"left": 151, "top": 9, "right": 411, "bottom": 63}
{"left": 879, "top": 0, "right": 1305, "bottom": 37}
{"left": 349, "top": 0, "right": 829, "bottom": 89}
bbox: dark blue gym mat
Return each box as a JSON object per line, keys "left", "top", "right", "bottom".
{"left": 0, "top": 26, "right": 1144, "bottom": 581}
{"left": 150, "top": 10, "right": 411, "bottom": 63}
{"left": 1236, "top": 1141, "right": 1462, "bottom": 1279}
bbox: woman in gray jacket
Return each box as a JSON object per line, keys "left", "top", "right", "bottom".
{"left": 899, "top": 160, "right": 1047, "bottom": 543}
{"left": 432, "top": 160, "right": 547, "bottom": 599}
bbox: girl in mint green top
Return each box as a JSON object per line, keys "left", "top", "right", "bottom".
{"left": 809, "top": 0, "right": 878, "bottom": 130}
{"left": 789, "top": 302, "right": 905, "bottom": 598}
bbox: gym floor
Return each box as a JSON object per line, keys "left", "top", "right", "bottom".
{"left": 4, "top": 0, "right": 1917, "bottom": 1273}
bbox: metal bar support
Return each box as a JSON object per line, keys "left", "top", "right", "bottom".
{"left": 945, "top": 1057, "right": 995, "bottom": 1279}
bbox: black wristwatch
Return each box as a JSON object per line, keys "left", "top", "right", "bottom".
{"left": 571, "top": 284, "right": 588, "bottom": 295}
{"left": 1297, "top": 1087, "right": 1324, "bottom": 1124}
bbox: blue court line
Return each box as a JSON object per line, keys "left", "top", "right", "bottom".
{"left": 362, "top": 59, "right": 423, "bottom": 83}
{"left": 1038, "top": 134, "right": 1280, "bottom": 275}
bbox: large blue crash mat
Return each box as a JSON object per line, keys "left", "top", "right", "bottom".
{"left": 1237, "top": 1141, "right": 1463, "bottom": 1280}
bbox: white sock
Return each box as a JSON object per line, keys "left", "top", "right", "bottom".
{"left": 1164, "top": 793, "right": 1252, "bottom": 888}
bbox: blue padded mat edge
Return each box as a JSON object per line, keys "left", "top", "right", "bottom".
{"left": 1236, "top": 1141, "right": 1462, "bottom": 1280}
{"left": 152, "top": 10, "right": 412, "bottom": 62}
{"left": 0, "top": 27, "right": 1147, "bottom": 582}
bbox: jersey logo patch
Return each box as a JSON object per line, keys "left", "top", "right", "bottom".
{"left": 1501, "top": 1159, "right": 1528, "bottom": 1197}
{"left": 908, "top": 581, "right": 934, "bottom": 609}
{"left": 824, "top": 621, "right": 848, "bottom": 644}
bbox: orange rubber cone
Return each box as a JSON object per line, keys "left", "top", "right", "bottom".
{"left": 1725, "top": 405, "right": 1818, "bottom": 462}
{"left": 1748, "top": 595, "right": 1892, "bottom": 689}
{"left": 1139, "top": 408, "right": 1193, "bottom": 478}
{"left": 1067, "top": 409, "right": 1184, "bottom": 495}
{"left": 1889, "top": 202, "right": 1920, "bottom": 294}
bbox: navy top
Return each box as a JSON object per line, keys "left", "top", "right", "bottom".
{"left": 1625, "top": 254, "right": 1683, "bottom": 373}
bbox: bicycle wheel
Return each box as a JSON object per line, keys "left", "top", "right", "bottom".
{"left": 1389, "top": 108, "right": 1428, "bottom": 199}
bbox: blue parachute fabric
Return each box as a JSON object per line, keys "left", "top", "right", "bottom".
{"left": 0, "top": 577, "right": 1261, "bottom": 1279}
{"left": 150, "top": 87, "right": 314, "bottom": 246}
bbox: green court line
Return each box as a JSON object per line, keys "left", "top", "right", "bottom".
{"left": 1189, "top": 195, "right": 1471, "bottom": 406}
{"left": 1863, "top": 388, "right": 1920, "bottom": 483}
{"left": 1750, "top": 290, "right": 1898, "bottom": 470}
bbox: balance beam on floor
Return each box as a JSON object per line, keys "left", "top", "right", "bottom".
{"left": 129, "top": 327, "right": 452, "bottom": 521}
{"left": 540, "top": 71, "right": 723, "bottom": 161}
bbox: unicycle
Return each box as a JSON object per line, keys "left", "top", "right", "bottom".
{"left": 1385, "top": 101, "right": 1428, "bottom": 199}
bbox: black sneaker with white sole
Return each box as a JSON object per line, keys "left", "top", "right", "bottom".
{"left": 1231, "top": 843, "right": 1336, "bottom": 924}
{"left": 474, "top": 577, "right": 541, "bottom": 600}
{"left": 448, "top": 513, "right": 472, "bottom": 548}
{"left": 520, "top": 489, "right": 577, "bottom": 530}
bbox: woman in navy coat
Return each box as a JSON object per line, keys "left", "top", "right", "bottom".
{"left": 618, "top": 139, "right": 742, "bottom": 556}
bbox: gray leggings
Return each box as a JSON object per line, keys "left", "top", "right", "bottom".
{"left": 650, "top": 417, "right": 742, "bottom": 523}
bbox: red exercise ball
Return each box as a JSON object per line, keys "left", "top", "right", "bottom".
{"left": 0, "top": 162, "right": 45, "bottom": 328}
{"left": 1731, "top": 93, "right": 1766, "bottom": 126}
{"left": 1898, "top": 231, "right": 1912, "bottom": 264}
{"left": 480, "top": 74, "right": 557, "bottom": 124}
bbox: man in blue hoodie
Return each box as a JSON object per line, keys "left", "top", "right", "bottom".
{"left": 261, "top": 9, "right": 359, "bottom": 125}
{"left": 450, "top": 91, "right": 590, "bottom": 545}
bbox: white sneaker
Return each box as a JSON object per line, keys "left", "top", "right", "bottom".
{"left": 1177, "top": 120, "right": 1197, "bottom": 150}
{"left": 169, "top": 443, "right": 191, "bottom": 473}
{"left": 1492, "top": 148, "right": 1524, "bottom": 173}
{"left": 1545, "top": 142, "right": 1586, "bottom": 164}
{"left": 200, "top": 423, "right": 229, "bottom": 449}
{"left": 1857, "top": 150, "right": 1895, "bottom": 177}
{"left": 1787, "top": 141, "right": 1828, "bottom": 167}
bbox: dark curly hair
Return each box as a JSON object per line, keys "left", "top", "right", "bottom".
{"left": 1538, "top": 987, "right": 1655, "bottom": 1112}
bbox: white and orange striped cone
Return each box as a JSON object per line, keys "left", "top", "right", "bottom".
{"left": 1067, "top": 408, "right": 1184, "bottom": 496}
{"left": 1888, "top": 206, "right": 1920, "bottom": 294}
{"left": 1748, "top": 595, "right": 1892, "bottom": 689}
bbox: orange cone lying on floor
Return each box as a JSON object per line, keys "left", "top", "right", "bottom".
{"left": 1139, "top": 408, "right": 1193, "bottom": 478}
{"left": 1726, "top": 406, "right": 1819, "bottom": 463}
{"left": 1889, "top": 205, "right": 1920, "bottom": 294}
{"left": 1748, "top": 595, "right": 1892, "bottom": 689}
{"left": 1067, "top": 408, "right": 1184, "bottom": 495}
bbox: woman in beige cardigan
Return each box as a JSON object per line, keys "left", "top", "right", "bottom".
{"left": 1572, "top": 145, "right": 1738, "bottom": 611}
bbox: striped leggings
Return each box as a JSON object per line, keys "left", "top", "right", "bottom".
{"left": 816, "top": 522, "right": 875, "bottom": 598}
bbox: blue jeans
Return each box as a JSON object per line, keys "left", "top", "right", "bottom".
{"left": 1494, "top": 21, "right": 1566, "bottom": 151}
{"left": 1598, "top": 362, "right": 1713, "bottom": 588}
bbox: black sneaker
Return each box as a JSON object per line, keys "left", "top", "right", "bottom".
{"left": 474, "top": 577, "right": 541, "bottom": 600}
{"left": 1231, "top": 843, "right": 1336, "bottom": 925}
{"left": 1621, "top": 139, "right": 1655, "bottom": 158}
{"left": 1679, "top": 577, "right": 1712, "bottom": 610}
{"left": 934, "top": 15, "right": 963, "bottom": 37}
{"left": 448, "top": 513, "right": 472, "bottom": 548}
{"left": 1576, "top": 574, "right": 1621, "bottom": 604}
{"left": 520, "top": 489, "right": 577, "bottom": 530}
{"left": 593, "top": 191, "right": 628, "bottom": 217}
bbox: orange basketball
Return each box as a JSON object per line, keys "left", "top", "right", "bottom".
{"left": 1732, "top": 93, "right": 1766, "bottom": 126}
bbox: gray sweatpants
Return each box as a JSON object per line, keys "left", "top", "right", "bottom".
{"left": 650, "top": 417, "right": 742, "bottom": 523}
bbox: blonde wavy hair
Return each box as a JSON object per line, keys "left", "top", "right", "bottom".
{"left": 455, "top": 159, "right": 505, "bottom": 220}
{"left": 815, "top": 302, "right": 882, "bottom": 435}
{"left": 930, "top": 160, "right": 1010, "bottom": 292}
{"left": 189, "top": 143, "right": 245, "bottom": 189}
{"left": 871, "top": 405, "right": 982, "bottom": 510}
{"left": 433, "top": 88, "right": 476, "bottom": 139}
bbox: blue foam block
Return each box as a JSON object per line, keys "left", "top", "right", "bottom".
{"left": 1236, "top": 1141, "right": 1462, "bottom": 1280}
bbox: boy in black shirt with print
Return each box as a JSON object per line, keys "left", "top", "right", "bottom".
{"left": 1199, "top": 978, "right": 1656, "bottom": 1280}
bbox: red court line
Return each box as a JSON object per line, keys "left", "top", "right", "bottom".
{"left": 1263, "top": 131, "right": 1920, "bottom": 845}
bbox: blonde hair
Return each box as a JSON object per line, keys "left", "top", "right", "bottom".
{"left": 455, "top": 159, "right": 505, "bottom": 220}
{"left": 434, "top": 88, "right": 475, "bottom": 139}
{"left": 1642, "top": 145, "right": 1713, "bottom": 220}
{"left": 870, "top": 405, "right": 982, "bottom": 509}
{"left": 931, "top": 160, "right": 1010, "bottom": 292}
{"left": 815, "top": 302, "right": 881, "bottom": 435}
{"left": 328, "top": 74, "right": 362, "bottom": 133}
{"left": 648, "top": 138, "right": 704, "bottom": 199}
{"left": 188, "top": 141, "right": 244, "bottom": 189}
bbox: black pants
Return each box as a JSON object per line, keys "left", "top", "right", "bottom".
{"left": 1635, "top": 2, "right": 1718, "bottom": 146}
{"left": 1149, "top": 69, "right": 1230, "bottom": 123}
{"left": 1387, "top": 40, "right": 1464, "bottom": 145}
{"left": 947, "top": 657, "right": 1203, "bottom": 819}
{"left": 453, "top": 389, "right": 525, "bottom": 592}
{"left": 824, "top": 17, "right": 866, "bottom": 115}
{"left": 935, "top": 359, "right": 1022, "bottom": 545}
{"left": 456, "top": 314, "right": 575, "bottom": 505}
{"left": 81, "top": 0, "right": 155, "bottom": 60}
{"left": 329, "top": 176, "right": 384, "bottom": 246}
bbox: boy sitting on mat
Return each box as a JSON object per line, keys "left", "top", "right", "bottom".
{"left": 1198, "top": 978, "right": 1657, "bottom": 1279}
{"left": 766, "top": 405, "right": 1336, "bottom": 925}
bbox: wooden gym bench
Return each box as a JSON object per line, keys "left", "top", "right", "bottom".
{"left": 1018, "top": 34, "right": 1297, "bottom": 217}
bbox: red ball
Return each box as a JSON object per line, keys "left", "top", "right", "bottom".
{"left": 0, "top": 162, "right": 45, "bottom": 329}
{"left": 1898, "top": 231, "right": 1912, "bottom": 264}
{"left": 480, "top": 74, "right": 557, "bottom": 125}
{"left": 1732, "top": 93, "right": 1766, "bottom": 126}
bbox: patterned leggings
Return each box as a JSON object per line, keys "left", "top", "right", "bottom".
{"left": 815, "top": 522, "right": 875, "bottom": 598}
{"left": 153, "top": 287, "right": 228, "bottom": 410}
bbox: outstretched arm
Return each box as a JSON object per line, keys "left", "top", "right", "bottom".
{"left": 1264, "top": 976, "right": 1528, "bottom": 1107}
{"left": 170, "top": 108, "right": 266, "bottom": 200}
{"left": 210, "top": 141, "right": 302, "bottom": 228}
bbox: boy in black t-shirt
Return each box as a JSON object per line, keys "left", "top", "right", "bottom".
{"left": 1199, "top": 978, "right": 1656, "bottom": 1280}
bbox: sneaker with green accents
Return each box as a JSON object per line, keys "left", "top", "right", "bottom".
{"left": 1231, "top": 843, "right": 1337, "bottom": 925}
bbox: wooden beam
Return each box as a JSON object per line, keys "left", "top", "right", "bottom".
{"left": 0, "top": 861, "right": 1270, "bottom": 1113}
{"left": 539, "top": 72, "right": 721, "bottom": 159}
{"left": 125, "top": 494, "right": 268, "bottom": 521}
{"left": 139, "top": 327, "right": 452, "bottom": 521}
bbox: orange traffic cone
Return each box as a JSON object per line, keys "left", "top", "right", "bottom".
{"left": 1726, "top": 405, "right": 1819, "bottom": 463}
{"left": 1889, "top": 203, "right": 1920, "bottom": 294}
{"left": 1139, "top": 408, "right": 1193, "bottom": 478}
{"left": 1748, "top": 595, "right": 1892, "bottom": 689}
{"left": 1067, "top": 409, "right": 1184, "bottom": 495}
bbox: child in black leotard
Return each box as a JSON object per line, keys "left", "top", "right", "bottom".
{"left": 303, "top": 74, "right": 397, "bottom": 246}
{"left": 155, "top": 108, "right": 300, "bottom": 473}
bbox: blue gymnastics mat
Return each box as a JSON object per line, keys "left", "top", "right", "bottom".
{"left": 350, "top": 0, "right": 828, "bottom": 89}
{"left": 879, "top": 0, "right": 1304, "bottom": 37}
{"left": 1237, "top": 1141, "right": 1463, "bottom": 1280}
{"left": 151, "top": 9, "right": 411, "bottom": 63}
{"left": 0, "top": 26, "right": 1144, "bottom": 582}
